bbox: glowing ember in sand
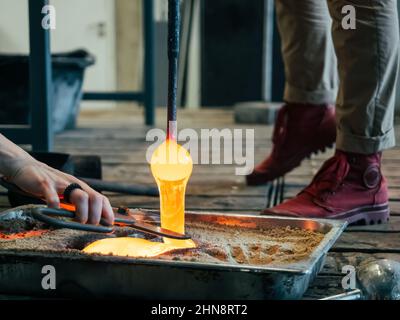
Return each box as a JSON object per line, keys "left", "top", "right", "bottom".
{"left": 0, "top": 230, "right": 48, "bottom": 240}
{"left": 83, "top": 140, "right": 196, "bottom": 258}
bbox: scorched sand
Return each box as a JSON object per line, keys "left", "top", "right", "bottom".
{"left": 0, "top": 216, "right": 324, "bottom": 266}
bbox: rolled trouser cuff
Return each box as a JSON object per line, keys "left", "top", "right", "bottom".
{"left": 336, "top": 127, "right": 396, "bottom": 154}
{"left": 284, "top": 82, "right": 337, "bottom": 105}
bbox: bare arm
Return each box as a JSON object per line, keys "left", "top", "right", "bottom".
{"left": 0, "top": 134, "right": 114, "bottom": 225}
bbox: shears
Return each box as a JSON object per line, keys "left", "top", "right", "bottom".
{"left": 0, "top": 177, "right": 189, "bottom": 240}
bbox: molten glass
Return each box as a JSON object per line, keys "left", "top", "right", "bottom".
{"left": 83, "top": 237, "right": 194, "bottom": 258}
{"left": 150, "top": 139, "right": 194, "bottom": 246}
{"left": 83, "top": 139, "right": 196, "bottom": 258}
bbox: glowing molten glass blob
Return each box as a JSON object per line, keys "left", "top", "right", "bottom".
{"left": 150, "top": 139, "right": 194, "bottom": 246}
{"left": 83, "top": 140, "right": 196, "bottom": 258}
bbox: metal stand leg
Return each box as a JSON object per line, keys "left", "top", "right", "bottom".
{"left": 29, "top": 0, "right": 53, "bottom": 151}
{"left": 144, "top": 0, "right": 155, "bottom": 126}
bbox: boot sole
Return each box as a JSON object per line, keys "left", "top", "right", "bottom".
{"left": 331, "top": 202, "right": 390, "bottom": 225}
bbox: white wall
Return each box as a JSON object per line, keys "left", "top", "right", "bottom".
{"left": 0, "top": 0, "right": 116, "bottom": 94}
{"left": 0, "top": 0, "right": 29, "bottom": 53}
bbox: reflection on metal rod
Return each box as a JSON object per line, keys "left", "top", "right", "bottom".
{"left": 167, "top": 0, "right": 180, "bottom": 139}
{"left": 319, "top": 289, "right": 363, "bottom": 300}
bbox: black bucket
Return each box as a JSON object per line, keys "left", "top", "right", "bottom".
{"left": 0, "top": 49, "right": 95, "bottom": 133}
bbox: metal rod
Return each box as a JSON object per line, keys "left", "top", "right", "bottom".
{"left": 29, "top": 0, "right": 53, "bottom": 151}
{"left": 279, "top": 176, "right": 285, "bottom": 204}
{"left": 80, "top": 177, "right": 159, "bottom": 197}
{"left": 265, "top": 182, "right": 273, "bottom": 208}
{"left": 177, "top": 0, "right": 194, "bottom": 107}
{"left": 144, "top": 0, "right": 155, "bottom": 126}
{"left": 167, "top": 0, "right": 180, "bottom": 139}
{"left": 319, "top": 289, "right": 363, "bottom": 300}
{"left": 262, "top": 0, "right": 275, "bottom": 101}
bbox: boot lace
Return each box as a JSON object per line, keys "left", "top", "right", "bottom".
{"left": 303, "top": 152, "right": 350, "bottom": 199}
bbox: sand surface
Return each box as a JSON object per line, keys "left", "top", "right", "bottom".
{"left": 0, "top": 214, "right": 324, "bottom": 266}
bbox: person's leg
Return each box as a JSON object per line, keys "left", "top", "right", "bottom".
{"left": 278, "top": 0, "right": 338, "bottom": 104}
{"left": 329, "top": 0, "right": 398, "bottom": 154}
{"left": 265, "top": 0, "right": 399, "bottom": 224}
{"left": 246, "top": 0, "right": 337, "bottom": 185}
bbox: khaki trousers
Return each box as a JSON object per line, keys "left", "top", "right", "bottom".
{"left": 275, "top": 0, "right": 399, "bottom": 154}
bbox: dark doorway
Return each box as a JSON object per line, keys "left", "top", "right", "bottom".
{"left": 201, "top": 0, "right": 266, "bottom": 107}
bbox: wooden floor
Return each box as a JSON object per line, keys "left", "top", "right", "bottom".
{"left": 2, "top": 105, "right": 400, "bottom": 299}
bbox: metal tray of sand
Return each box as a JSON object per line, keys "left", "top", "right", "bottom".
{"left": 0, "top": 206, "right": 346, "bottom": 299}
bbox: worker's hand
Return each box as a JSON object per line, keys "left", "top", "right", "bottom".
{"left": 0, "top": 134, "right": 113, "bottom": 225}
{"left": 6, "top": 157, "right": 114, "bottom": 226}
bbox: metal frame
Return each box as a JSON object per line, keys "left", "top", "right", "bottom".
{"left": 82, "top": 0, "right": 155, "bottom": 126}
{"left": 0, "top": 0, "right": 53, "bottom": 151}
{"left": 262, "top": 0, "right": 275, "bottom": 102}
{"left": 0, "top": 0, "right": 155, "bottom": 152}
{"left": 262, "top": 0, "right": 285, "bottom": 102}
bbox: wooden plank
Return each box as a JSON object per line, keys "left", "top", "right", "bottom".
{"left": 333, "top": 232, "right": 400, "bottom": 252}
{"left": 92, "top": 163, "right": 400, "bottom": 184}
{"left": 104, "top": 194, "right": 267, "bottom": 211}
{"left": 346, "top": 216, "right": 400, "bottom": 232}
{"left": 284, "top": 185, "right": 400, "bottom": 201}
{"left": 389, "top": 201, "right": 400, "bottom": 214}
{"left": 46, "top": 159, "right": 394, "bottom": 176}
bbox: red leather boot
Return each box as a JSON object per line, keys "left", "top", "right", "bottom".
{"left": 246, "top": 103, "right": 336, "bottom": 186}
{"left": 263, "top": 150, "right": 390, "bottom": 225}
